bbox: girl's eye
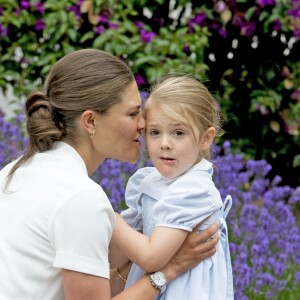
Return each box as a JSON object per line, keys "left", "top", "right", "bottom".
{"left": 149, "top": 130, "right": 160, "bottom": 136}
{"left": 174, "top": 130, "right": 185, "bottom": 136}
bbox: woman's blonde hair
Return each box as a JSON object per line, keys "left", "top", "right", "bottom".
{"left": 144, "top": 74, "right": 223, "bottom": 160}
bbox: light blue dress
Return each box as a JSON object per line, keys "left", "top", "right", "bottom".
{"left": 121, "top": 159, "right": 234, "bottom": 300}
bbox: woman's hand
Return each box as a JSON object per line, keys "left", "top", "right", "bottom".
{"left": 163, "top": 222, "right": 219, "bottom": 280}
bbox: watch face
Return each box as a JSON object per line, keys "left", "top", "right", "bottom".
{"left": 152, "top": 272, "right": 166, "bottom": 287}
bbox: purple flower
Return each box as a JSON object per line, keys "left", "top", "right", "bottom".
{"left": 0, "top": 110, "right": 28, "bottom": 169}
{"left": 35, "top": 19, "right": 45, "bottom": 31}
{"left": 193, "top": 12, "right": 206, "bottom": 25}
{"left": 295, "top": 271, "right": 300, "bottom": 284}
{"left": 271, "top": 175, "right": 282, "bottom": 186}
{"left": 256, "top": 0, "right": 276, "bottom": 8}
{"left": 20, "top": 0, "right": 30, "bottom": 10}
{"left": 99, "top": 13, "right": 109, "bottom": 24}
{"left": 0, "top": 24, "right": 8, "bottom": 37}
{"left": 67, "top": 5, "right": 81, "bottom": 19}
{"left": 140, "top": 91, "right": 149, "bottom": 103}
{"left": 95, "top": 25, "right": 105, "bottom": 35}
{"left": 291, "top": 89, "right": 300, "bottom": 100}
{"left": 240, "top": 21, "right": 256, "bottom": 36}
{"left": 292, "top": 27, "right": 300, "bottom": 39}
{"left": 232, "top": 14, "right": 243, "bottom": 27}
{"left": 109, "top": 22, "right": 119, "bottom": 29}
{"left": 218, "top": 27, "right": 227, "bottom": 38}
{"left": 273, "top": 20, "right": 282, "bottom": 31}
{"left": 183, "top": 44, "right": 190, "bottom": 52}
{"left": 289, "top": 187, "right": 300, "bottom": 204}
{"left": 189, "top": 12, "right": 206, "bottom": 31}
{"left": 140, "top": 30, "right": 155, "bottom": 43}
{"left": 134, "top": 21, "right": 144, "bottom": 30}
{"left": 35, "top": 2, "right": 45, "bottom": 14}
{"left": 288, "top": 7, "right": 300, "bottom": 18}
{"left": 134, "top": 74, "right": 147, "bottom": 86}
{"left": 0, "top": 7, "right": 3, "bottom": 15}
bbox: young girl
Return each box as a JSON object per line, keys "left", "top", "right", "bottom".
{"left": 112, "top": 75, "right": 234, "bottom": 299}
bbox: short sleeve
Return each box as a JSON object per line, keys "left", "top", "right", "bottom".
{"left": 48, "top": 186, "right": 115, "bottom": 279}
{"left": 154, "top": 169, "right": 222, "bottom": 232}
{"left": 121, "top": 167, "right": 155, "bottom": 230}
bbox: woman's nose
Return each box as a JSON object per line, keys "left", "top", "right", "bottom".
{"left": 138, "top": 115, "right": 145, "bottom": 130}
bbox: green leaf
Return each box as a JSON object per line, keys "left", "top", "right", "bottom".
{"left": 134, "top": 55, "right": 159, "bottom": 67}
{"left": 293, "top": 154, "right": 300, "bottom": 168}
{"left": 80, "top": 31, "right": 96, "bottom": 43}
{"left": 245, "top": 7, "right": 258, "bottom": 20}
{"left": 67, "top": 28, "right": 79, "bottom": 42}
{"left": 93, "top": 34, "right": 112, "bottom": 49}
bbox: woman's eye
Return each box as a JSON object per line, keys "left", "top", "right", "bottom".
{"left": 130, "top": 111, "right": 139, "bottom": 117}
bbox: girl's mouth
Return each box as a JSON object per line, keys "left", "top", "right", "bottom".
{"left": 160, "top": 157, "right": 175, "bottom": 162}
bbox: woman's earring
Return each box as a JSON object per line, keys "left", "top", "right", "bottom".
{"left": 89, "top": 129, "right": 96, "bottom": 139}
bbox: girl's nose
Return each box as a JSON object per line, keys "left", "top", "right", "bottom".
{"left": 160, "top": 135, "right": 171, "bottom": 150}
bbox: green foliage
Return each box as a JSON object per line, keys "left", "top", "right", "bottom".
{"left": 0, "top": 0, "right": 299, "bottom": 187}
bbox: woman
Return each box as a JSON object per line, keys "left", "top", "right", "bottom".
{"left": 0, "top": 49, "right": 219, "bottom": 300}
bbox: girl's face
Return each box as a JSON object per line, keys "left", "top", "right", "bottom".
{"left": 95, "top": 81, "right": 145, "bottom": 164}
{"left": 145, "top": 107, "right": 201, "bottom": 179}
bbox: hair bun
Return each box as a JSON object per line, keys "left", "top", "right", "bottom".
{"left": 26, "top": 91, "right": 51, "bottom": 117}
{"left": 25, "top": 91, "right": 64, "bottom": 152}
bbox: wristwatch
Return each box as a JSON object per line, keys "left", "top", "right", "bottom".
{"left": 148, "top": 271, "right": 167, "bottom": 294}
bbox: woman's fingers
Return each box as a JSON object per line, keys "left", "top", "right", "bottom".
{"left": 168, "top": 222, "right": 220, "bottom": 276}
{"left": 192, "top": 234, "right": 219, "bottom": 260}
{"left": 189, "top": 222, "right": 219, "bottom": 247}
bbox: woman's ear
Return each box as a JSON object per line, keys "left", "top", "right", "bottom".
{"left": 200, "top": 127, "right": 216, "bottom": 151}
{"left": 81, "top": 110, "right": 96, "bottom": 136}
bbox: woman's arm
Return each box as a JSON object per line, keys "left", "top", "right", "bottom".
{"left": 113, "top": 213, "right": 188, "bottom": 272}
{"left": 64, "top": 222, "right": 219, "bottom": 300}
{"left": 110, "top": 261, "right": 132, "bottom": 297}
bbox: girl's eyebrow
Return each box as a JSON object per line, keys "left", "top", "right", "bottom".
{"left": 146, "top": 122, "right": 159, "bottom": 126}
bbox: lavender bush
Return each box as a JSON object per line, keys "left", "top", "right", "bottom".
{"left": 1, "top": 110, "right": 299, "bottom": 299}
{"left": 212, "top": 142, "right": 300, "bottom": 299}
{"left": 0, "top": 110, "right": 27, "bottom": 168}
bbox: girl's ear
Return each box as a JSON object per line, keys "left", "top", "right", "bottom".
{"left": 200, "top": 127, "right": 216, "bottom": 151}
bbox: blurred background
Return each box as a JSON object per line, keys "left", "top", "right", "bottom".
{"left": 0, "top": 1, "right": 299, "bottom": 299}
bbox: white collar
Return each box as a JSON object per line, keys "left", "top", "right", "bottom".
{"left": 51, "top": 141, "right": 88, "bottom": 175}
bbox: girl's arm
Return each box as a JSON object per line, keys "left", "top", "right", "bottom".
{"left": 63, "top": 222, "right": 220, "bottom": 300}
{"left": 113, "top": 213, "right": 188, "bottom": 273}
{"left": 109, "top": 233, "right": 130, "bottom": 269}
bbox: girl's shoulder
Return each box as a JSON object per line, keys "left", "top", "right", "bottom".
{"left": 128, "top": 167, "right": 157, "bottom": 185}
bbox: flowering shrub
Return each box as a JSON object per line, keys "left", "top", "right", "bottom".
{"left": 0, "top": 110, "right": 27, "bottom": 168}
{"left": 212, "top": 142, "right": 300, "bottom": 299}
{"left": 0, "top": 0, "right": 299, "bottom": 188}
{"left": 1, "top": 110, "right": 299, "bottom": 299}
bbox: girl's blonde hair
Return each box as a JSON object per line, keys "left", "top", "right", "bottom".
{"left": 144, "top": 74, "right": 223, "bottom": 160}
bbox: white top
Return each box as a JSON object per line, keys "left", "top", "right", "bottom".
{"left": 0, "top": 142, "right": 115, "bottom": 300}
{"left": 121, "top": 159, "right": 234, "bottom": 300}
